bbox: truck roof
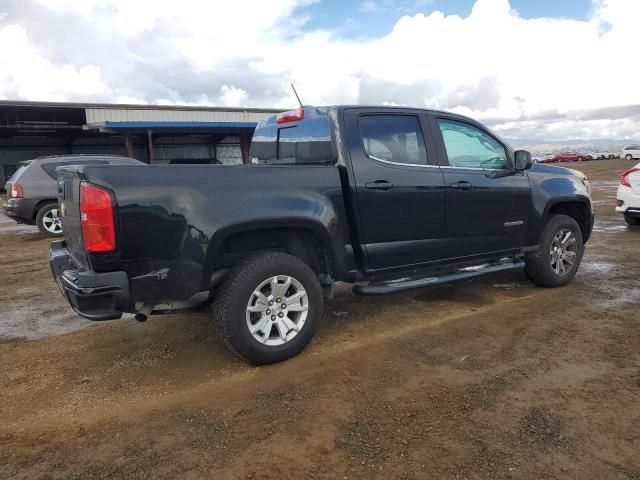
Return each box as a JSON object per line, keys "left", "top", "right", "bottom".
{"left": 272, "top": 105, "right": 485, "bottom": 127}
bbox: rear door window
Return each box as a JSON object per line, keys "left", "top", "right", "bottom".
{"left": 359, "top": 115, "right": 427, "bottom": 166}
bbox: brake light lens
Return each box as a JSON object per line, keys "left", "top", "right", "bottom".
{"left": 620, "top": 168, "right": 639, "bottom": 188}
{"left": 276, "top": 108, "right": 304, "bottom": 124}
{"left": 80, "top": 183, "right": 116, "bottom": 253}
{"left": 8, "top": 182, "right": 23, "bottom": 198}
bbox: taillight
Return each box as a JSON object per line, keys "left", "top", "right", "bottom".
{"left": 8, "top": 182, "right": 23, "bottom": 198}
{"left": 620, "top": 168, "right": 639, "bottom": 188}
{"left": 80, "top": 183, "right": 116, "bottom": 253}
{"left": 276, "top": 108, "right": 304, "bottom": 124}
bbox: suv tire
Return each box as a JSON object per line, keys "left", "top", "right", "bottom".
{"left": 213, "top": 252, "right": 323, "bottom": 364}
{"left": 36, "top": 203, "right": 63, "bottom": 237}
{"left": 624, "top": 214, "right": 640, "bottom": 226}
{"left": 525, "top": 214, "right": 584, "bottom": 288}
{"left": 626, "top": 154, "right": 633, "bottom": 161}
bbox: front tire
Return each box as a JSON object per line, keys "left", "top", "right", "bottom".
{"left": 36, "top": 203, "right": 63, "bottom": 237}
{"left": 624, "top": 214, "right": 640, "bottom": 226}
{"left": 525, "top": 214, "right": 584, "bottom": 288}
{"left": 213, "top": 252, "right": 323, "bottom": 364}
{"left": 626, "top": 154, "right": 633, "bottom": 161}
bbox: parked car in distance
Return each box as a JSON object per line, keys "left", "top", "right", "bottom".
{"left": 616, "top": 163, "right": 640, "bottom": 226}
{"left": 3, "top": 155, "right": 144, "bottom": 237}
{"left": 597, "top": 151, "right": 616, "bottom": 159}
{"left": 51, "top": 106, "right": 594, "bottom": 364}
{"left": 543, "top": 152, "right": 591, "bottom": 163}
{"left": 621, "top": 145, "right": 640, "bottom": 161}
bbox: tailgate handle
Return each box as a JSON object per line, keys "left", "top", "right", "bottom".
{"left": 450, "top": 181, "right": 473, "bottom": 191}
{"left": 365, "top": 180, "right": 394, "bottom": 191}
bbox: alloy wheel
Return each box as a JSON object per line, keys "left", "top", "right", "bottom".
{"left": 42, "top": 209, "right": 62, "bottom": 234}
{"left": 246, "top": 275, "right": 309, "bottom": 346}
{"left": 549, "top": 228, "right": 577, "bottom": 275}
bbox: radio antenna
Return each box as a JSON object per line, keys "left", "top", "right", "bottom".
{"left": 291, "top": 83, "right": 303, "bottom": 108}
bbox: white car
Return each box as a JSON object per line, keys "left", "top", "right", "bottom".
{"left": 621, "top": 145, "right": 640, "bottom": 161}
{"left": 616, "top": 163, "right": 640, "bottom": 226}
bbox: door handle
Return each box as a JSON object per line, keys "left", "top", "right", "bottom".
{"left": 450, "top": 181, "right": 473, "bottom": 191}
{"left": 365, "top": 181, "right": 394, "bottom": 191}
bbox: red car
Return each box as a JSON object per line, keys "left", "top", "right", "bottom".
{"left": 543, "top": 152, "right": 591, "bottom": 163}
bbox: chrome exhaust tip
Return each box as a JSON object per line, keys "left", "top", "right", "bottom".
{"left": 134, "top": 303, "right": 155, "bottom": 322}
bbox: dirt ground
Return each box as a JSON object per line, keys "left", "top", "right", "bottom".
{"left": 1, "top": 159, "right": 639, "bottom": 480}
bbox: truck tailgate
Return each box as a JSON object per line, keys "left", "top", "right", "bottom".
{"left": 57, "top": 168, "right": 90, "bottom": 269}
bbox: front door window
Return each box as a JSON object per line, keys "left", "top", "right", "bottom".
{"left": 437, "top": 119, "right": 507, "bottom": 170}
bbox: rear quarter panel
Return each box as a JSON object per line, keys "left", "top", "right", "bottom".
{"left": 73, "top": 164, "right": 351, "bottom": 302}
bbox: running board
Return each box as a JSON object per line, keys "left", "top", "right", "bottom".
{"left": 352, "top": 260, "right": 525, "bottom": 296}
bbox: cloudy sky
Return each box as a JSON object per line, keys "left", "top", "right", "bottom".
{"left": 0, "top": 0, "right": 639, "bottom": 140}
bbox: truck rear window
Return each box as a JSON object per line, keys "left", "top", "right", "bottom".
{"left": 250, "top": 116, "right": 334, "bottom": 165}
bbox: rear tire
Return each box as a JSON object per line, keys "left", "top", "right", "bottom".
{"left": 525, "top": 214, "right": 584, "bottom": 288}
{"left": 36, "top": 203, "right": 63, "bottom": 237}
{"left": 624, "top": 214, "right": 640, "bottom": 226}
{"left": 213, "top": 252, "right": 323, "bottom": 364}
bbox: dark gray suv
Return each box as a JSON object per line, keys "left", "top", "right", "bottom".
{"left": 3, "top": 155, "right": 143, "bottom": 237}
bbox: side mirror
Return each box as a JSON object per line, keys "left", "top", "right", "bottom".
{"left": 515, "top": 150, "right": 533, "bottom": 171}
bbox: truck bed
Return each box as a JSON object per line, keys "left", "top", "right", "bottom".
{"left": 57, "top": 163, "right": 353, "bottom": 308}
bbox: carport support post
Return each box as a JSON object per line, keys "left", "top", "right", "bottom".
{"left": 124, "top": 133, "right": 134, "bottom": 158}
{"left": 241, "top": 134, "right": 251, "bottom": 164}
{"left": 147, "top": 129, "right": 154, "bottom": 164}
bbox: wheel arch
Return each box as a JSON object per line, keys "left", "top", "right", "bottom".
{"left": 203, "top": 218, "right": 336, "bottom": 289}
{"left": 544, "top": 198, "right": 592, "bottom": 242}
{"left": 32, "top": 199, "right": 57, "bottom": 219}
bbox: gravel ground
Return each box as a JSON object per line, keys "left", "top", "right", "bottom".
{"left": 0, "top": 159, "right": 639, "bottom": 479}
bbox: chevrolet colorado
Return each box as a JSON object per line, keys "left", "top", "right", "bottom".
{"left": 50, "top": 106, "right": 593, "bottom": 364}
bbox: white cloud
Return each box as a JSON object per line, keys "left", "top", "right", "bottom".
{"left": 218, "top": 85, "right": 249, "bottom": 107}
{"left": 0, "top": 24, "right": 113, "bottom": 101}
{"left": 0, "top": 0, "right": 639, "bottom": 139}
{"left": 359, "top": 1, "right": 389, "bottom": 13}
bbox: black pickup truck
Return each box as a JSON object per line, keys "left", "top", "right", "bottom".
{"left": 50, "top": 106, "right": 593, "bottom": 364}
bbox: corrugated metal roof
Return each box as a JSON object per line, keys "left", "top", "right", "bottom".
{"left": 86, "top": 121, "right": 258, "bottom": 130}
{"left": 85, "top": 108, "right": 271, "bottom": 124}
{"left": 0, "top": 99, "right": 282, "bottom": 114}
{"left": 0, "top": 100, "right": 282, "bottom": 127}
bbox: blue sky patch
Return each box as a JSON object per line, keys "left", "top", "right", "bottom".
{"left": 302, "top": 0, "right": 593, "bottom": 39}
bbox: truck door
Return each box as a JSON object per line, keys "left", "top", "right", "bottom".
{"left": 430, "top": 115, "right": 531, "bottom": 260}
{"left": 343, "top": 108, "right": 446, "bottom": 272}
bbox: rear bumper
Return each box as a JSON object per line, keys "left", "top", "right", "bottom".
{"left": 49, "top": 240, "right": 130, "bottom": 321}
{"left": 2, "top": 198, "right": 37, "bottom": 224}
{"left": 616, "top": 185, "right": 640, "bottom": 215}
{"left": 622, "top": 208, "right": 640, "bottom": 218}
